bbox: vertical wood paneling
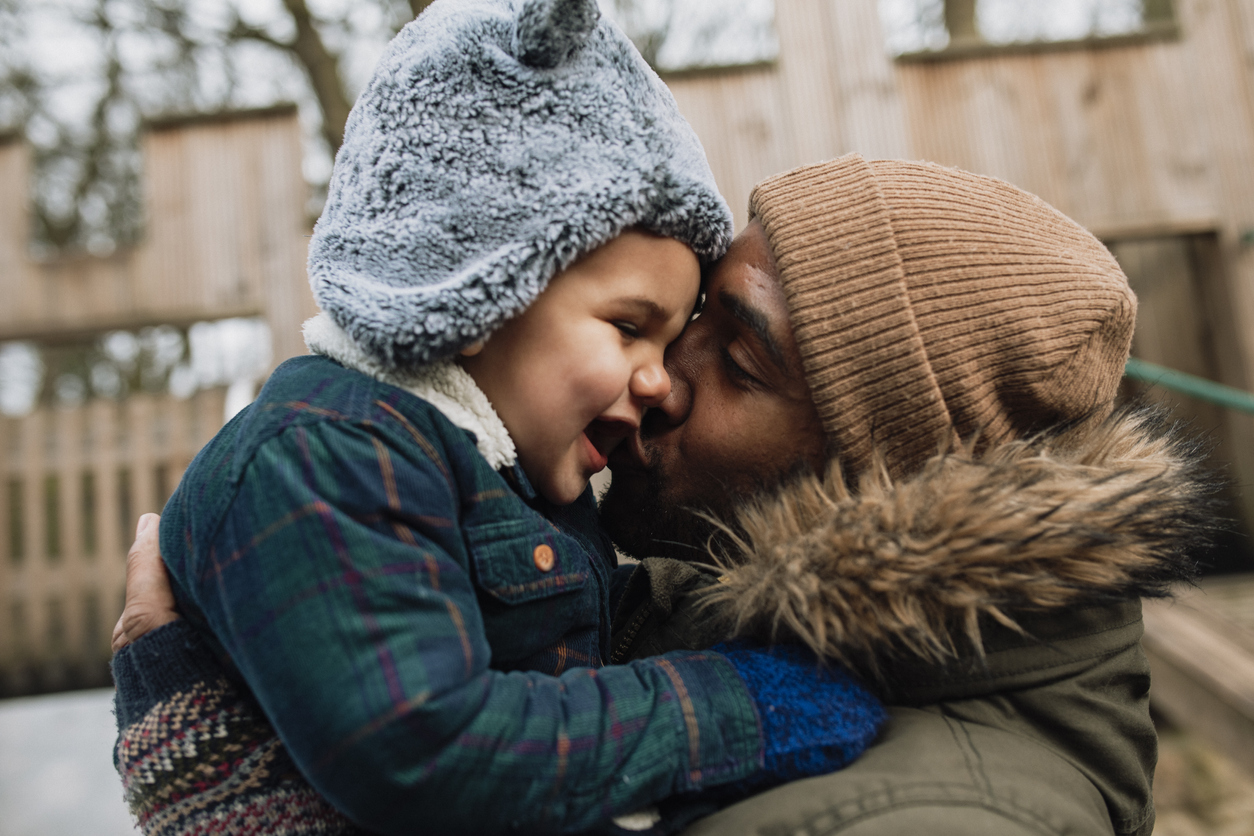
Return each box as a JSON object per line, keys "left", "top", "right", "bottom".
{"left": 256, "top": 115, "right": 317, "bottom": 363}
{"left": 822, "top": 0, "right": 911, "bottom": 160}
{"left": 770, "top": 0, "right": 840, "bottom": 164}
{"left": 1186, "top": 0, "right": 1254, "bottom": 385}
{"left": 670, "top": 70, "right": 797, "bottom": 228}
{"left": 0, "top": 141, "right": 30, "bottom": 295}
{"left": 137, "top": 127, "right": 191, "bottom": 316}
{"left": 668, "top": 0, "right": 913, "bottom": 227}
{"left": 891, "top": 22, "right": 1233, "bottom": 236}
{"left": 672, "top": 0, "right": 1248, "bottom": 249}
{"left": 0, "top": 109, "right": 308, "bottom": 354}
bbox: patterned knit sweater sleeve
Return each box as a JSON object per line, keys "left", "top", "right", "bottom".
{"left": 112, "top": 619, "right": 366, "bottom": 835}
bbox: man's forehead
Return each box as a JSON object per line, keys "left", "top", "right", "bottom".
{"left": 712, "top": 223, "right": 796, "bottom": 349}
{"left": 717, "top": 288, "right": 790, "bottom": 372}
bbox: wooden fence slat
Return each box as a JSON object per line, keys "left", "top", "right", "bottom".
{"left": 823, "top": 0, "right": 911, "bottom": 161}
{"left": 0, "top": 414, "right": 13, "bottom": 674}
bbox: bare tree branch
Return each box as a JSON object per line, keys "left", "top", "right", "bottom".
{"left": 279, "top": 0, "right": 352, "bottom": 151}
{"left": 944, "top": 0, "right": 980, "bottom": 44}
{"left": 227, "top": 16, "right": 292, "bottom": 52}
{"left": 407, "top": 0, "right": 436, "bottom": 21}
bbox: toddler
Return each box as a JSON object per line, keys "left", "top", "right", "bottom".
{"left": 111, "top": 1, "right": 883, "bottom": 834}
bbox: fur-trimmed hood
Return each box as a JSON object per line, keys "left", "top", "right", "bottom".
{"left": 705, "top": 407, "right": 1219, "bottom": 682}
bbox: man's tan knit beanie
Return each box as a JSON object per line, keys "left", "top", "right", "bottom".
{"left": 749, "top": 154, "right": 1136, "bottom": 479}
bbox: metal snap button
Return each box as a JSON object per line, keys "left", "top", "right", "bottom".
{"left": 533, "top": 544, "right": 555, "bottom": 572}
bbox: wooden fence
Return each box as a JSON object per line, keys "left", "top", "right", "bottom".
{"left": 0, "top": 388, "right": 226, "bottom": 696}
{"left": 0, "top": 388, "right": 226, "bottom": 695}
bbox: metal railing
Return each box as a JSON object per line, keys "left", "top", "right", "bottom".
{"left": 1125, "top": 357, "right": 1254, "bottom": 416}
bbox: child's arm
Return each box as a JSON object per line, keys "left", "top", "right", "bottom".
{"left": 159, "top": 417, "right": 880, "bottom": 835}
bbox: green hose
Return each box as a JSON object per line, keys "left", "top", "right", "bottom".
{"left": 1125, "top": 357, "right": 1254, "bottom": 415}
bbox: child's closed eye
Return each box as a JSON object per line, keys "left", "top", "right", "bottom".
{"left": 613, "top": 321, "right": 642, "bottom": 338}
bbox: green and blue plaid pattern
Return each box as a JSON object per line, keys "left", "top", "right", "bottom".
{"left": 159, "top": 356, "right": 762, "bottom": 834}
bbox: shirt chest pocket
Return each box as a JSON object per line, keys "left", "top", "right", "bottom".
{"left": 464, "top": 518, "right": 589, "bottom": 605}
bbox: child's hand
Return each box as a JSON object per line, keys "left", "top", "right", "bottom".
{"left": 713, "top": 641, "right": 885, "bottom": 787}
{"left": 111, "top": 513, "right": 181, "bottom": 651}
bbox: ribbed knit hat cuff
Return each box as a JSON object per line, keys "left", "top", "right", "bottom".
{"left": 748, "top": 155, "right": 952, "bottom": 477}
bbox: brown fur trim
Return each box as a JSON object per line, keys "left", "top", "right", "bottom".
{"left": 702, "top": 406, "right": 1219, "bottom": 682}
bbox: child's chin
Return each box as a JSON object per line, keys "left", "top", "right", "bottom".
{"left": 538, "top": 474, "right": 587, "bottom": 506}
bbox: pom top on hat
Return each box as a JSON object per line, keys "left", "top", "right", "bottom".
{"left": 750, "top": 154, "right": 1137, "bottom": 479}
{"left": 309, "top": 0, "right": 734, "bottom": 370}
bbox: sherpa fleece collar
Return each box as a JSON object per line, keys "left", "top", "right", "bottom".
{"left": 302, "top": 312, "right": 516, "bottom": 470}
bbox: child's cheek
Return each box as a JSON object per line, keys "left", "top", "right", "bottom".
{"left": 571, "top": 346, "right": 633, "bottom": 408}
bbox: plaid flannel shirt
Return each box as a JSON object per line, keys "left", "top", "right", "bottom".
{"left": 159, "top": 356, "right": 762, "bottom": 834}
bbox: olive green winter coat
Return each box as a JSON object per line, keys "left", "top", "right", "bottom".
{"left": 610, "top": 409, "right": 1214, "bottom": 836}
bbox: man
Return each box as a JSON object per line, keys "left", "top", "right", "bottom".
{"left": 114, "top": 155, "right": 1214, "bottom": 835}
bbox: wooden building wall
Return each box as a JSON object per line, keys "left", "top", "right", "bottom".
{"left": 667, "top": 0, "right": 1253, "bottom": 255}
{"left": 0, "top": 108, "right": 316, "bottom": 695}
{"left": 667, "top": 0, "right": 1254, "bottom": 529}
{"left": 0, "top": 106, "right": 315, "bottom": 359}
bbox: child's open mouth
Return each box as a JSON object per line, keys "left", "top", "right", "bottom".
{"left": 582, "top": 419, "right": 633, "bottom": 473}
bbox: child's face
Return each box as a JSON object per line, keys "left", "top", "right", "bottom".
{"left": 460, "top": 230, "right": 700, "bottom": 505}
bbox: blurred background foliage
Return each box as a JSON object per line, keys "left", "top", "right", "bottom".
{"left": 0, "top": 319, "right": 271, "bottom": 417}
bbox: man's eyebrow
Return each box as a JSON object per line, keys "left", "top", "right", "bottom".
{"left": 718, "top": 289, "right": 789, "bottom": 372}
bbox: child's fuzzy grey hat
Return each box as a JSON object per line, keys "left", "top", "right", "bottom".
{"left": 309, "top": 0, "right": 733, "bottom": 370}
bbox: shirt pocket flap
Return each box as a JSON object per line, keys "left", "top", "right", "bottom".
{"left": 465, "top": 519, "right": 589, "bottom": 605}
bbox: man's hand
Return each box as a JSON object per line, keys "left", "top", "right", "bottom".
{"left": 111, "top": 513, "right": 181, "bottom": 652}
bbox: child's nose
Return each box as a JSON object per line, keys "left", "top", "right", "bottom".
{"left": 631, "top": 361, "right": 671, "bottom": 406}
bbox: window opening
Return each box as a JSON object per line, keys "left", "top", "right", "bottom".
{"left": 599, "top": 0, "right": 779, "bottom": 73}
{"left": 82, "top": 470, "right": 97, "bottom": 557}
{"left": 881, "top": 0, "right": 1176, "bottom": 58}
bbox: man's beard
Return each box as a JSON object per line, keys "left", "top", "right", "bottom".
{"left": 599, "top": 469, "right": 731, "bottom": 561}
{"left": 599, "top": 455, "right": 825, "bottom": 562}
